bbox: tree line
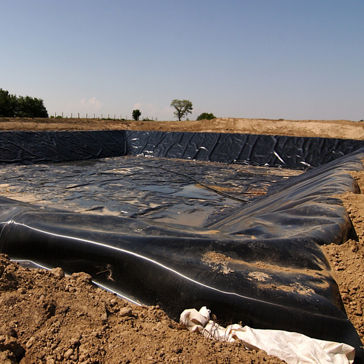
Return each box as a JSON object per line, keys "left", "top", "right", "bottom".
{"left": 0, "top": 88, "right": 48, "bottom": 118}
{"left": 1, "top": 89, "right": 215, "bottom": 121}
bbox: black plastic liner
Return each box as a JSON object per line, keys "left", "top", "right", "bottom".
{"left": 126, "top": 131, "right": 364, "bottom": 169}
{"left": 0, "top": 130, "right": 126, "bottom": 163}
{"left": 1, "top": 130, "right": 363, "bottom": 169}
{"left": 0, "top": 131, "right": 363, "bottom": 360}
{"left": 0, "top": 157, "right": 300, "bottom": 225}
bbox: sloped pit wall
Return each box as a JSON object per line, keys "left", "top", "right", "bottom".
{"left": 0, "top": 130, "right": 364, "bottom": 360}
{"left": 0, "top": 131, "right": 127, "bottom": 163}
{"left": 125, "top": 131, "right": 364, "bottom": 169}
{"left": 0, "top": 130, "right": 363, "bottom": 168}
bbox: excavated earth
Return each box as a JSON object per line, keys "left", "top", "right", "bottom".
{"left": 0, "top": 117, "right": 363, "bottom": 140}
{"left": 0, "top": 118, "right": 363, "bottom": 363}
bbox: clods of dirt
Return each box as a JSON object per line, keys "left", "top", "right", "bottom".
{"left": 0, "top": 254, "right": 284, "bottom": 363}
{"left": 322, "top": 170, "right": 364, "bottom": 343}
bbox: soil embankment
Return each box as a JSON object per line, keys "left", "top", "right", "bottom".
{"left": 0, "top": 117, "right": 363, "bottom": 140}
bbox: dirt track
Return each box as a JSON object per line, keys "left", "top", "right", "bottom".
{"left": 0, "top": 118, "right": 363, "bottom": 363}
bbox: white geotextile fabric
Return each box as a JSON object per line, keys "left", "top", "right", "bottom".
{"left": 180, "top": 307, "right": 355, "bottom": 364}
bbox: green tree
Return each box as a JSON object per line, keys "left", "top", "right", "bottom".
{"left": 0, "top": 88, "right": 48, "bottom": 117}
{"left": 170, "top": 99, "right": 193, "bottom": 121}
{"left": 0, "top": 89, "right": 16, "bottom": 117}
{"left": 196, "top": 112, "right": 216, "bottom": 121}
{"left": 15, "top": 96, "right": 48, "bottom": 117}
{"left": 132, "top": 109, "right": 141, "bottom": 121}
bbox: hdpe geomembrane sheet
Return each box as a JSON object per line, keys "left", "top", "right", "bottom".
{"left": 0, "top": 131, "right": 363, "bottom": 360}
{"left": 1, "top": 130, "right": 363, "bottom": 168}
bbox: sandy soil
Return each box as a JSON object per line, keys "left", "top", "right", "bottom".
{"left": 322, "top": 170, "right": 364, "bottom": 342}
{"left": 0, "top": 255, "right": 286, "bottom": 364}
{"left": 0, "top": 119, "right": 363, "bottom": 363}
{"left": 0, "top": 117, "right": 363, "bottom": 140}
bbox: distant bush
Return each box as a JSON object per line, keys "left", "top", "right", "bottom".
{"left": 0, "top": 88, "right": 48, "bottom": 117}
{"left": 196, "top": 112, "right": 216, "bottom": 121}
{"left": 132, "top": 109, "right": 141, "bottom": 121}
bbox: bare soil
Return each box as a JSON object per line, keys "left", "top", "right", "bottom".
{"left": 0, "top": 256, "right": 284, "bottom": 364}
{"left": 0, "top": 117, "right": 363, "bottom": 140}
{"left": 322, "top": 170, "right": 364, "bottom": 343}
{"left": 0, "top": 118, "right": 363, "bottom": 363}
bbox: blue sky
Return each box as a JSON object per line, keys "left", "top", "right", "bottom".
{"left": 1, "top": 0, "right": 363, "bottom": 120}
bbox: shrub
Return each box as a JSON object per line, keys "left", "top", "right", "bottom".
{"left": 132, "top": 109, "right": 141, "bottom": 121}
{"left": 196, "top": 112, "right": 216, "bottom": 121}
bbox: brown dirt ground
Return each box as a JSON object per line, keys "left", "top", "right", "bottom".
{"left": 0, "top": 256, "right": 284, "bottom": 364}
{"left": 0, "top": 117, "right": 363, "bottom": 140}
{"left": 322, "top": 170, "right": 364, "bottom": 343}
{"left": 0, "top": 119, "right": 363, "bottom": 363}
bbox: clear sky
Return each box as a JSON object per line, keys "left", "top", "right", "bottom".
{"left": 1, "top": 0, "right": 363, "bottom": 121}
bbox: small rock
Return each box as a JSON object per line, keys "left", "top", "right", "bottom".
{"left": 64, "top": 348, "right": 73, "bottom": 359}
{"left": 50, "top": 267, "right": 64, "bottom": 279}
{"left": 71, "top": 272, "right": 92, "bottom": 284}
{"left": 25, "top": 336, "right": 35, "bottom": 348}
{"left": 101, "top": 311, "right": 108, "bottom": 321}
{"left": 119, "top": 307, "right": 133, "bottom": 317}
{"left": 56, "top": 353, "right": 63, "bottom": 361}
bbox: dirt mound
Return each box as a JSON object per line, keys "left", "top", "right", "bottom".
{"left": 0, "top": 255, "right": 284, "bottom": 363}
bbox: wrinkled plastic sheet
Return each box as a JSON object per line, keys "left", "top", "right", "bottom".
{"left": 126, "top": 131, "right": 364, "bottom": 169}
{"left": 0, "top": 157, "right": 299, "bottom": 225}
{"left": 0, "top": 130, "right": 363, "bottom": 361}
{"left": 0, "top": 130, "right": 363, "bottom": 169}
{"left": 0, "top": 130, "right": 126, "bottom": 163}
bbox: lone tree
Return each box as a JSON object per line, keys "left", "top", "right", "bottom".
{"left": 170, "top": 99, "right": 193, "bottom": 121}
{"left": 196, "top": 112, "right": 216, "bottom": 121}
{"left": 132, "top": 109, "right": 141, "bottom": 121}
